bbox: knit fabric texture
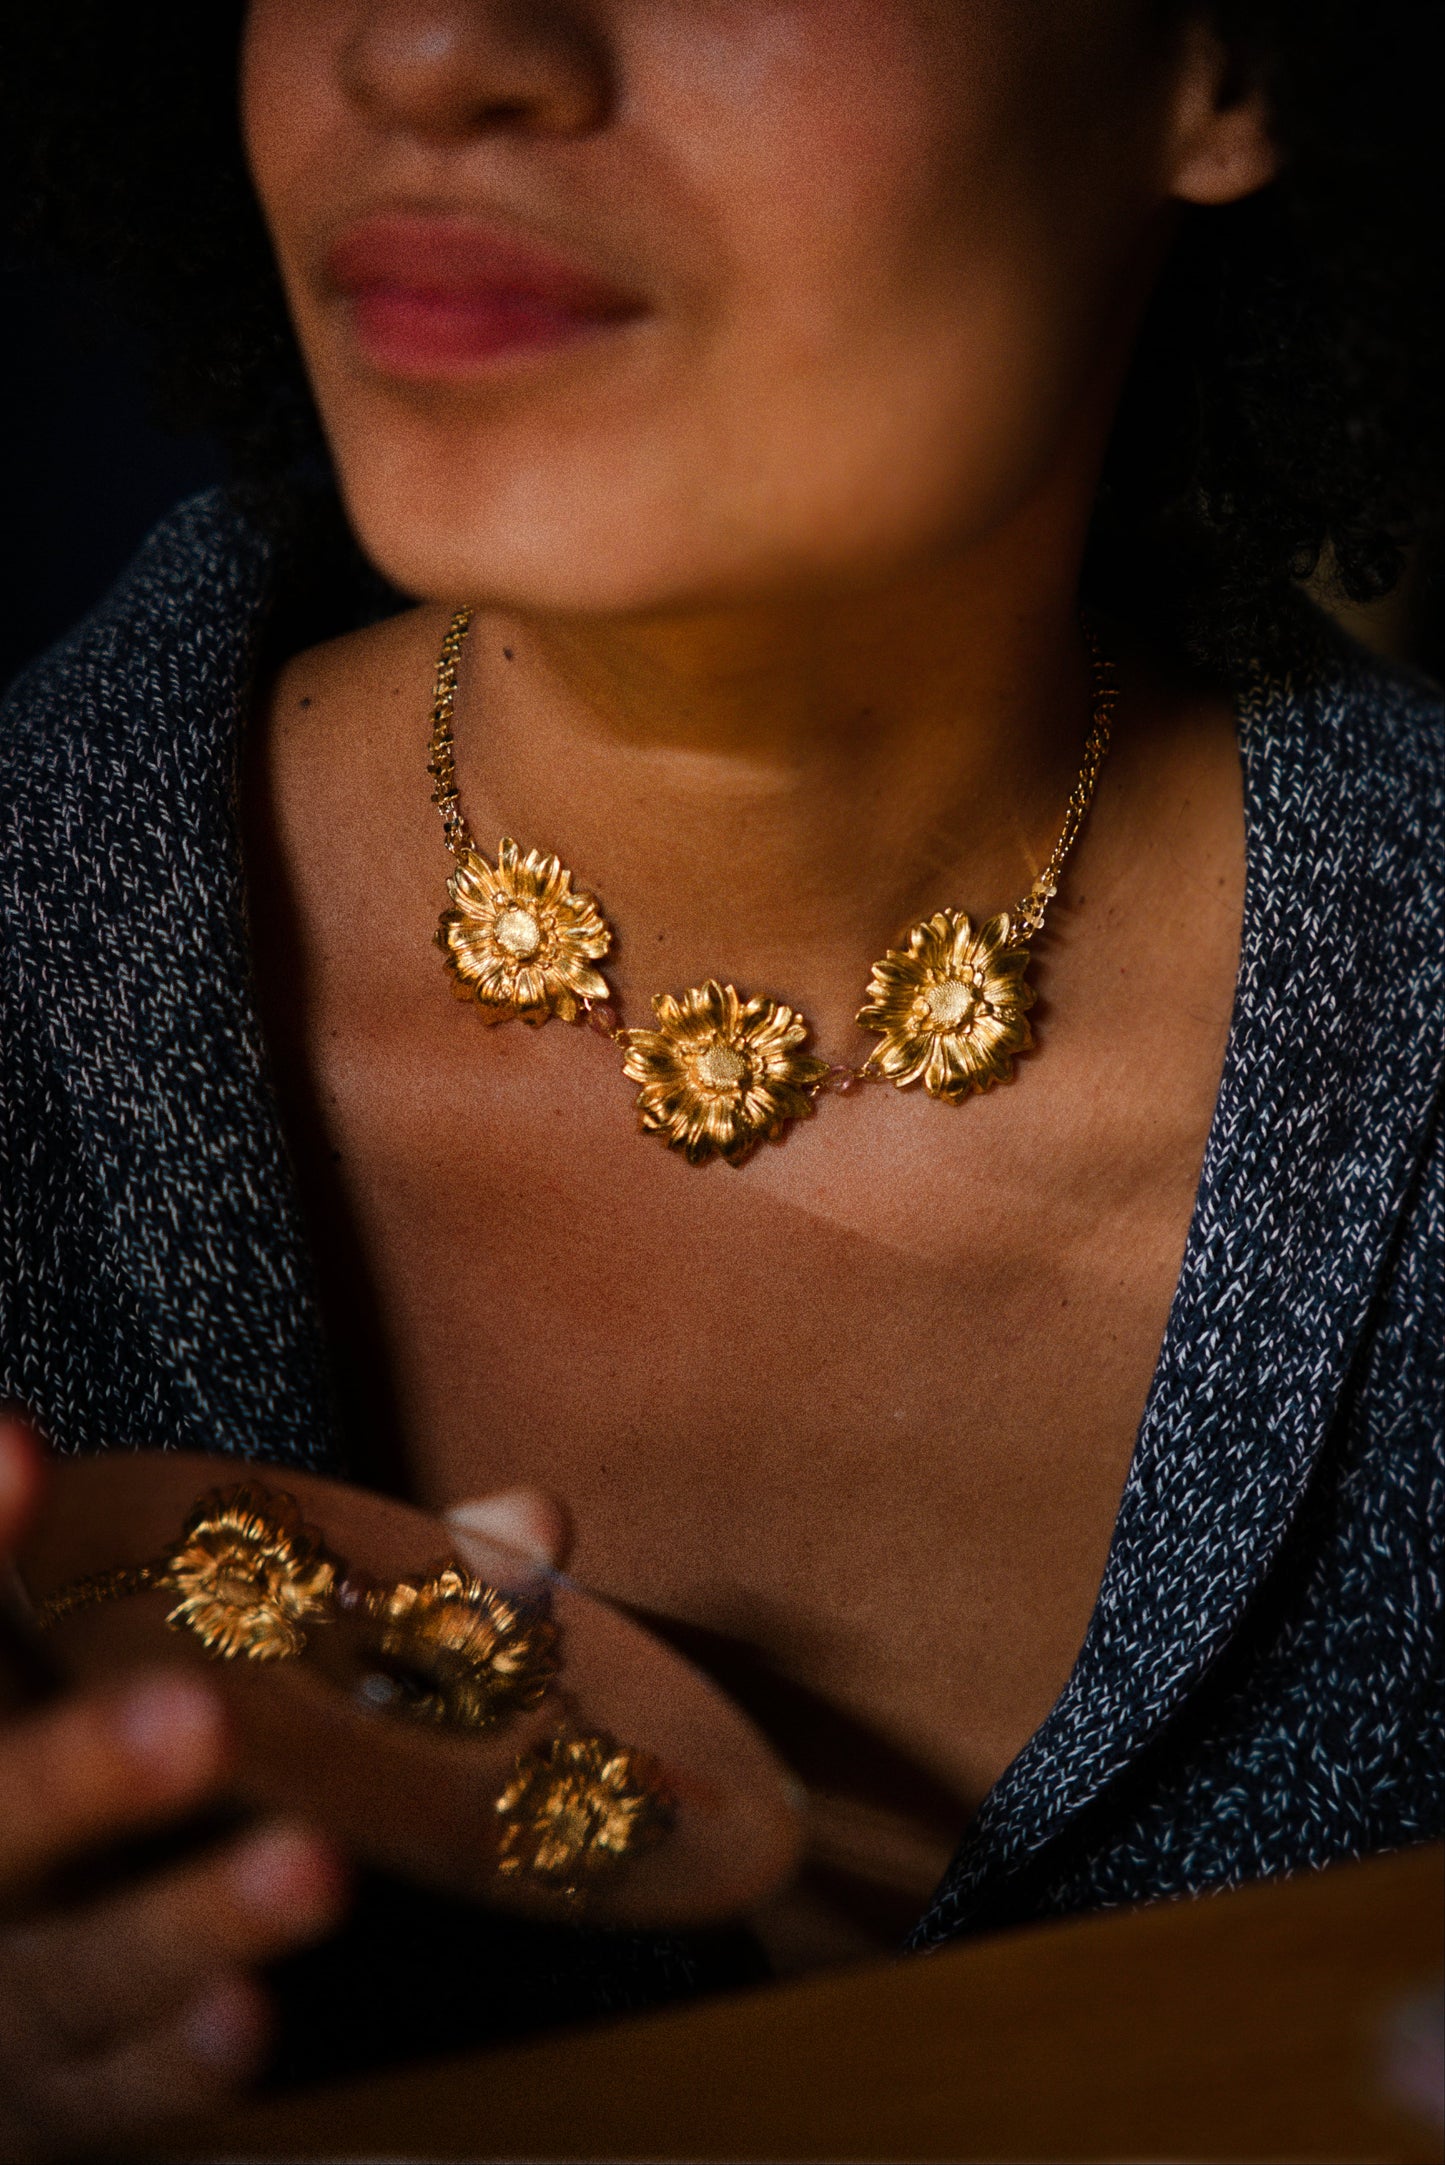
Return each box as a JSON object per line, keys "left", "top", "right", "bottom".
{"left": 2, "top": 491, "right": 1442, "bottom": 2009}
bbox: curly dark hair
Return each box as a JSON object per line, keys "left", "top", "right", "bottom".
{"left": 3, "top": 1, "right": 1441, "bottom": 676}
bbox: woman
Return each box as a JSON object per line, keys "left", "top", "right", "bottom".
{"left": 1, "top": 0, "right": 1441, "bottom": 2154}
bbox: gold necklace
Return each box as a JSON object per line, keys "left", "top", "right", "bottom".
{"left": 427, "top": 613, "right": 1117, "bottom": 1166}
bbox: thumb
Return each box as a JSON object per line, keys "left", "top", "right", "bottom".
{"left": 443, "top": 1487, "right": 572, "bottom": 1574}
{"left": 0, "top": 1409, "right": 43, "bottom": 1555}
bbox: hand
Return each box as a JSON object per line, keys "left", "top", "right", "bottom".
{"left": 0, "top": 1416, "right": 349, "bottom": 2164}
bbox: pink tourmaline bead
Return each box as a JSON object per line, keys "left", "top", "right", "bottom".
{"left": 824, "top": 1065, "right": 860, "bottom": 1095}
{"left": 334, "top": 1570, "right": 380, "bottom": 1616}
{"left": 587, "top": 1002, "right": 620, "bottom": 1036}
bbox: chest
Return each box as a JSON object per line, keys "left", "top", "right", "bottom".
{"left": 243, "top": 649, "right": 1242, "bottom": 1950}
{"left": 258, "top": 866, "right": 1231, "bottom": 1839}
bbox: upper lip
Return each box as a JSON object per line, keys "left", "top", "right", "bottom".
{"left": 325, "top": 213, "right": 643, "bottom": 318}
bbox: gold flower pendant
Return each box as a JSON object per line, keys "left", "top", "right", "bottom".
{"left": 373, "top": 1566, "right": 560, "bottom": 1730}
{"left": 162, "top": 1486, "right": 338, "bottom": 1662}
{"left": 438, "top": 837, "right": 613, "bottom": 1025}
{"left": 857, "top": 908, "right": 1034, "bottom": 1100}
{"left": 494, "top": 1729, "right": 675, "bottom": 1901}
{"left": 620, "top": 979, "right": 829, "bottom": 1166}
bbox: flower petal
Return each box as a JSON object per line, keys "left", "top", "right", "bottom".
{"left": 751, "top": 1009, "right": 808, "bottom": 1056}
{"left": 703, "top": 1097, "right": 743, "bottom": 1150}
{"left": 472, "top": 957, "right": 514, "bottom": 997}
{"left": 950, "top": 1026, "right": 1013, "bottom": 1088}
{"left": 682, "top": 1110, "right": 718, "bottom": 1164}
{"left": 555, "top": 958, "right": 612, "bottom": 1001}
{"left": 621, "top": 1031, "right": 679, "bottom": 1080}
{"left": 983, "top": 957, "right": 1032, "bottom": 1003}
{"left": 515, "top": 849, "right": 557, "bottom": 904}
{"left": 698, "top": 981, "right": 737, "bottom": 1034}
{"left": 948, "top": 915, "right": 984, "bottom": 972}
{"left": 923, "top": 1037, "right": 953, "bottom": 1097}
{"left": 764, "top": 1083, "right": 818, "bottom": 1125}
{"left": 869, "top": 955, "right": 918, "bottom": 992}
{"left": 908, "top": 916, "right": 954, "bottom": 970}
{"left": 511, "top": 964, "right": 549, "bottom": 1019}
{"left": 875, "top": 1033, "right": 932, "bottom": 1086}
{"left": 449, "top": 857, "right": 499, "bottom": 910}
{"left": 565, "top": 909, "right": 612, "bottom": 959}
{"left": 450, "top": 926, "right": 501, "bottom": 968}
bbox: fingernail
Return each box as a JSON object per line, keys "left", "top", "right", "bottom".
{"left": 232, "top": 1824, "right": 347, "bottom": 1932}
{"left": 446, "top": 1489, "right": 568, "bottom": 1572}
{"left": 114, "top": 1673, "right": 224, "bottom": 1782}
{"left": 182, "top": 1976, "right": 267, "bottom": 2075}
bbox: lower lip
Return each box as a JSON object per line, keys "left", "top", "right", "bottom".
{"left": 347, "top": 286, "right": 630, "bottom": 377}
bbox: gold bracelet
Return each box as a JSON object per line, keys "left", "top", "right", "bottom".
{"left": 35, "top": 1480, "right": 673, "bottom": 1898}
{"left": 35, "top": 1481, "right": 559, "bottom": 1723}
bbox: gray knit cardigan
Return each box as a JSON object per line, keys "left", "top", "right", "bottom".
{"left": 2, "top": 493, "right": 1442, "bottom": 2019}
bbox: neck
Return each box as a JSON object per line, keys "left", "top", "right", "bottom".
{"left": 450, "top": 543, "right": 1095, "bottom": 1052}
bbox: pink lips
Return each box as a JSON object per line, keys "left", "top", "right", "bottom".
{"left": 327, "top": 216, "right": 642, "bottom": 377}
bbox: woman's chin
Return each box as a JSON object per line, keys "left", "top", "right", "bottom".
{"left": 331, "top": 461, "right": 997, "bottom": 623}
{"left": 330, "top": 478, "right": 779, "bottom": 619}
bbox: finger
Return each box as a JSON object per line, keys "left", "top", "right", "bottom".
{"left": 13, "top": 1974, "right": 269, "bottom": 2155}
{"left": 445, "top": 1487, "right": 572, "bottom": 1571}
{"left": 0, "top": 1416, "right": 53, "bottom": 1720}
{"left": 0, "top": 1672, "right": 227, "bottom": 1892}
{"left": 0, "top": 1410, "right": 43, "bottom": 1552}
{"left": 3, "top": 1820, "right": 347, "bottom": 2052}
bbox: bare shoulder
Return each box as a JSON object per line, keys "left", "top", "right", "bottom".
{"left": 249, "top": 601, "right": 463, "bottom": 863}
{"left": 260, "top": 602, "right": 453, "bottom": 742}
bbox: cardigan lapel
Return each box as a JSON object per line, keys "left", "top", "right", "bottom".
{"left": 24, "top": 492, "right": 344, "bottom": 1471}
{"left": 914, "top": 627, "right": 1445, "bottom": 1942}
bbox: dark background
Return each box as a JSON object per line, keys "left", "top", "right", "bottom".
{"left": 1, "top": 251, "right": 225, "bottom": 698}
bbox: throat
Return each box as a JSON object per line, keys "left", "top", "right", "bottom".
{"left": 443, "top": 595, "right": 1092, "bottom": 1031}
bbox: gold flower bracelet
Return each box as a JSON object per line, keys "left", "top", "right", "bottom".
{"left": 33, "top": 1482, "right": 673, "bottom": 1900}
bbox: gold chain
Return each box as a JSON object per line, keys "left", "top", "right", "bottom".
{"left": 32, "top": 1563, "right": 162, "bottom": 1630}
{"left": 1013, "top": 620, "right": 1117, "bottom": 939}
{"left": 426, "top": 606, "right": 477, "bottom": 859}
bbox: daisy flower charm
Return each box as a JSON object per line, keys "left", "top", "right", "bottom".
{"left": 620, "top": 979, "right": 829, "bottom": 1165}
{"left": 438, "top": 837, "right": 613, "bottom": 1025}
{"left": 857, "top": 909, "right": 1035, "bottom": 1100}
{"left": 375, "top": 1566, "right": 559, "bottom": 1731}
{"left": 162, "top": 1486, "right": 338, "bottom": 1662}
{"left": 494, "top": 1730, "right": 675, "bottom": 1898}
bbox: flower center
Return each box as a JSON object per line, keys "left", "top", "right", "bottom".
{"left": 694, "top": 1041, "right": 749, "bottom": 1090}
{"left": 494, "top": 907, "right": 543, "bottom": 959}
{"left": 926, "top": 977, "right": 980, "bottom": 1030}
